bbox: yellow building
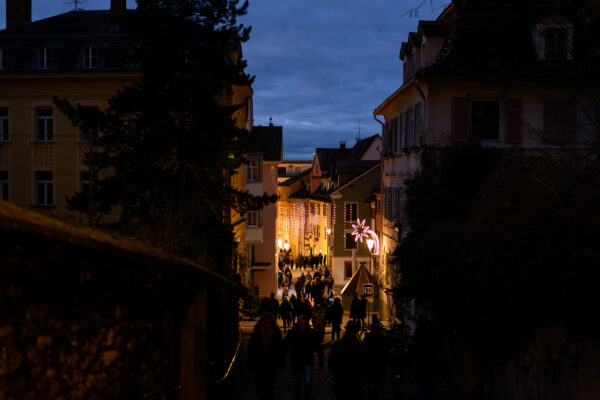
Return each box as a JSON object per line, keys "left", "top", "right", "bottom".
{"left": 0, "top": 2, "right": 138, "bottom": 219}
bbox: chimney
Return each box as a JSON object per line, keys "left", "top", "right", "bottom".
{"left": 339, "top": 141, "right": 346, "bottom": 150}
{"left": 111, "top": 0, "right": 126, "bottom": 18}
{"left": 6, "top": 0, "right": 32, "bottom": 29}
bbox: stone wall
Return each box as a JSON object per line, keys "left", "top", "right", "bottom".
{"left": 0, "top": 228, "right": 217, "bottom": 399}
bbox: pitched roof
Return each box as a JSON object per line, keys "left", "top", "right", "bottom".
{"left": 335, "top": 159, "right": 379, "bottom": 175}
{"left": 351, "top": 134, "right": 380, "bottom": 160}
{"left": 341, "top": 264, "right": 380, "bottom": 296}
{"left": 417, "top": 3, "right": 578, "bottom": 79}
{"left": 315, "top": 147, "right": 347, "bottom": 174}
{"left": 0, "top": 11, "right": 127, "bottom": 36}
{"left": 279, "top": 168, "right": 311, "bottom": 187}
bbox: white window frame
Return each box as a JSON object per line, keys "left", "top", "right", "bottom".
{"left": 38, "top": 47, "right": 53, "bottom": 69}
{"left": 83, "top": 46, "right": 98, "bottom": 69}
{"left": 35, "top": 171, "right": 53, "bottom": 206}
{"left": 36, "top": 108, "right": 53, "bottom": 141}
{"left": 247, "top": 158, "right": 261, "bottom": 182}
{"left": 0, "top": 170, "right": 7, "bottom": 201}
{"left": 0, "top": 107, "right": 8, "bottom": 141}
{"left": 247, "top": 210, "right": 261, "bottom": 228}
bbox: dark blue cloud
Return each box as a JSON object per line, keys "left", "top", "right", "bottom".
{"left": 242, "top": 0, "right": 448, "bottom": 159}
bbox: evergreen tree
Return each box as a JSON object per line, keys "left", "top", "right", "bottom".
{"left": 56, "top": 0, "right": 274, "bottom": 270}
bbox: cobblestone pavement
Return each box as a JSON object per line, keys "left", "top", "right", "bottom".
{"left": 216, "top": 314, "right": 417, "bottom": 400}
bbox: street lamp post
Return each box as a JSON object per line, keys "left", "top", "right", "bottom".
{"left": 366, "top": 238, "right": 375, "bottom": 274}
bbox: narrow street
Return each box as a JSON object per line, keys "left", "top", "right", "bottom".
{"left": 217, "top": 313, "right": 419, "bottom": 400}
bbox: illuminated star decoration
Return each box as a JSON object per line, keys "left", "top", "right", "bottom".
{"left": 351, "top": 219, "right": 370, "bottom": 243}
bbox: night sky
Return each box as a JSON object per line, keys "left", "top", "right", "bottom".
{"left": 0, "top": 0, "right": 450, "bottom": 159}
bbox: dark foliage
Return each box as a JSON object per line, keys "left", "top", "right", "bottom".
{"left": 394, "top": 146, "right": 600, "bottom": 358}
{"left": 55, "top": 0, "right": 275, "bottom": 271}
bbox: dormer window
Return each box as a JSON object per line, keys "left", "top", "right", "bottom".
{"left": 545, "top": 28, "right": 567, "bottom": 60}
{"left": 83, "top": 46, "right": 97, "bottom": 69}
{"left": 532, "top": 14, "right": 573, "bottom": 61}
{"left": 38, "top": 47, "right": 53, "bottom": 69}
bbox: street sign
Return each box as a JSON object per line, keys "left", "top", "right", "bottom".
{"left": 363, "top": 283, "right": 374, "bottom": 302}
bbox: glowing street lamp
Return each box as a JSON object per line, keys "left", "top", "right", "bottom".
{"left": 283, "top": 240, "right": 290, "bottom": 251}
{"left": 326, "top": 228, "right": 331, "bottom": 235}
{"left": 277, "top": 239, "right": 283, "bottom": 249}
{"left": 366, "top": 238, "right": 375, "bottom": 252}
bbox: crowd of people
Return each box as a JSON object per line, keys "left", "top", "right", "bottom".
{"left": 248, "top": 302, "right": 443, "bottom": 400}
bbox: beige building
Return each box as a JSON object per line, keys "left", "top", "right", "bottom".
{"left": 374, "top": 1, "right": 598, "bottom": 319}
{"left": 0, "top": 1, "right": 138, "bottom": 219}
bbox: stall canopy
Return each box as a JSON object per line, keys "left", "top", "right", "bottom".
{"left": 340, "top": 264, "right": 380, "bottom": 297}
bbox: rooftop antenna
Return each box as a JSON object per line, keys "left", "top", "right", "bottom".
{"left": 354, "top": 117, "right": 365, "bottom": 142}
{"left": 269, "top": 116, "right": 273, "bottom": 126}
{"left": 64, "top": 0, "right": 88, "bottom": 11}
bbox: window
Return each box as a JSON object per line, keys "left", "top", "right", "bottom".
{"left": 545, "top": 28, "right": 567, "bottom": 60}
{"left": 35, "top": 171, "right": 53, "bottom": 206}
{"left": 344, "top": 261, "right": 353, "bottom": 279}
{"left": 316, "top": 225, "right": 320, "bottom": 238}
{"left": 36, "top": 108, "right": 53, "bottom": 141}
{"left": 344, "top": 202, "right": 357, "bottom": 222}
{"left": 80, "top": 171, "right": 90, "bottom": 193}
{"left": 247, "top": 159, "right": 260, "bottom": 182}
{"left": 38, "top": 47, "right": 53, "bottom": 69}
{"left": 0, "top": 171, "right": 7, "bottom": 200}
{"left": 83, "top": 46, "right": 97, "bottom": 68}
{"left": 0, "top": 48, "right": 6, "bottom": 70}
{"left": 247, "top": 210, "right": 260, "bottom": 227}
{"left": 345, "top": 232, "right": 357, "bottom": 250}
{"left": 0, "top": 107, "right": 7, "bottom": 141}
{"left": 79, "top": 108, "right": 98, "bottom": 142}
{"left": 471, "top": 101, "right": 500, "bottom": 141}
{"left": 278, "top": 167, "right": 286, "bottom": 176}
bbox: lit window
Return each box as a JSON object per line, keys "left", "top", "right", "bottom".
{"left": 36, "top": 108, "right": 53, "bottom": 141}
{"left": 83, "top": 46, "right": 97, "bottom": 68}
{"left": 35, "top": 171, "right": 53, "bottom": 206}
{"left": 38, "top": 47, "right": 53, "bottom": 69}
{"left": 0, "top": 107, "right": 8, "bottom": 141}
{"left": 247, "top": 159, "right": 260, "bottom": 182}
{"left": 247, "top": 210, "right": 260, "bottom": 227}
{"left": 0, "top": 171, "right": 7, "bottom": 201}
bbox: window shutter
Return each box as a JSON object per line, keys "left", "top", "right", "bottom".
{"left": 392, "top": 117, "right": 398, "bottom": 154}
{"left": 451, "top": 98, "right": 469, "bottom": 143}
{"left": 382, "top": 122, "right": 388, "bottom": 153}
{"left": 398, "top": 114, "right": 404, "bottom": 150}
{"left": 415, "top": 103, "right": 422, "bottom": 147}
{"left": 505, "top": 98, "right": 522, "bottom": 143}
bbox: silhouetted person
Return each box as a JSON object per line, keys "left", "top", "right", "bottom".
{"left": 284, "top": 315, "right": 324, "bottom": 400}
{"left": 280, "top": 296, "right": 293, "bottom": 332}
{"left": 363, "top": 315, "right": 389, "bottom": 400}
{"left": 411, "top": 314, "right": 442, "bottom": 400}
{"left": 350, "top": 293, "right": 361, "bottom": 326}
{"left": 269, "top": 292, "right": 280, "bottom": 319}
{"left": 359, "top": 295, "right": 368, "bottom": 330}
{"left": 327, "top": 296, "right": 344, "bottom": 341}
{"left": 328, "top": 320, "right": 365, "bottom": 400}
{"left": 247, "top": 312, "right": 285, "bottom": 400}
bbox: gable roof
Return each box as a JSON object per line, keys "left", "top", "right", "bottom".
{"left": 341, "top": 264, "right": 380, "bottom": 296}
